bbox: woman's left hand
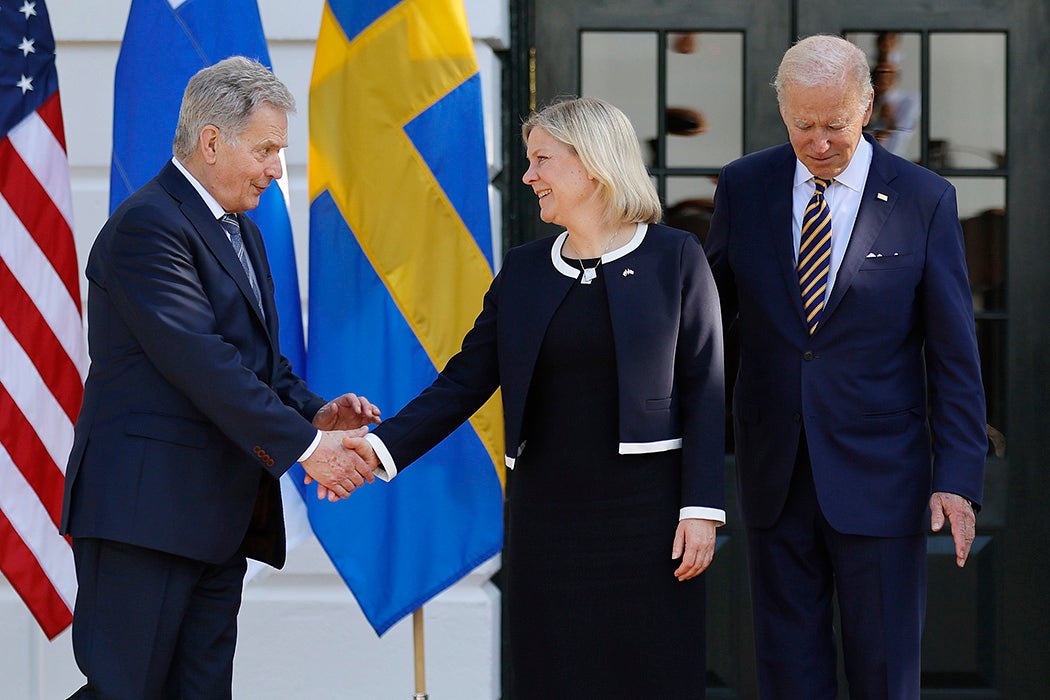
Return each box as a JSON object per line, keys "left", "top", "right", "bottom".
{"left": 672, "top": 518, "right": 717, "bottom": 581}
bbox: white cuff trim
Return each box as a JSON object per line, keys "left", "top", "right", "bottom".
{"left": 364, "top": 433, "right": 396, "bottom": 481}
{"left": 619, "top": 438, "right": 683, "bottom": 454}
{"left": 679, "top": 506, "right": 726, "bottom": 525}
{"left": 298, "top": 430, "right": 323, "bottom": 463}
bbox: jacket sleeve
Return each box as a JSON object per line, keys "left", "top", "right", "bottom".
{"left": 704, "top": 165, "right": 739, "bottom": 331}
{"left": 920, "top": 183, "right": 988, "bottom": 505}
{"left": 677, "top": 234, "right": 727, "bottom": 513}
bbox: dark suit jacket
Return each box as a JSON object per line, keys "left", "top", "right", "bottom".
{"left": 706, "top": 134, "right": 987, "bottom": 536}
{"left": 61, "top": 161, "right": 324, "bottom": 568}
{"left": 371, "top": 223, "right": 726, "bottom": 511}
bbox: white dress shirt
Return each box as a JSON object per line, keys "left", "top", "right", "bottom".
{"left": 791, "top": 136, "right": 873, "bottom": 297}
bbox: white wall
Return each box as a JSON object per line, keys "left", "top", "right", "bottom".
{"left": 0, "top": 1, "right": 508, "bottom": 698}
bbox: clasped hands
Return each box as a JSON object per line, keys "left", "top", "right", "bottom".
{"left": 300, "top": 393, "right": 382, "bottom": 501}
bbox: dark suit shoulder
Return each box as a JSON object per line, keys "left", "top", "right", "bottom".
{"left": 645, "top": 222, "right": 696, "bottom": 245}
{"left": 722, "top": 142, "right": 796, "bottom": 177}
{"left": 877, "top": 150, "right": 950, "bottom": 193}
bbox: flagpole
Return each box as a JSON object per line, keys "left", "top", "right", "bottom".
{"left": 413, "top": 607, "right": 428, "bottom": 699}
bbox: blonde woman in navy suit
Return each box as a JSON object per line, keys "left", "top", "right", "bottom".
{"left": 335, "top": 97, "right": 725, "bottom": 698}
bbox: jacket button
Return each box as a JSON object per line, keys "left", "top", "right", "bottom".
{"left": 803, "top": 351, "right": 815, "bottom": 361}
{"left": 793, "top": 412, "right": 802, "bottom": 422}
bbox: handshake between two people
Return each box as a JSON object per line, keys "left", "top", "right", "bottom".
{"left": 299, "top": 392, "right": 383, "bottom": 502}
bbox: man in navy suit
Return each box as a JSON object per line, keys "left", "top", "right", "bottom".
{"left": 705, "top": 35, "right": 986, "bottom": 699}
{"left": 61, "top": 57, "right": 378, "bottom": 699}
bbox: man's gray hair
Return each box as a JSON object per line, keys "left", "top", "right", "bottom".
{"left": 773, "top": 35, "right": 873, "bottom": 111}
{"left": 172, "top": 56, "right": 295, "bottom": 161}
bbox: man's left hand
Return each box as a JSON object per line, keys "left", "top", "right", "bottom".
{"left": 312, "top": 393, "right": 381, "bottom": 431}
{"left": 930, "top": 491, "right": 976, "bottom": 568}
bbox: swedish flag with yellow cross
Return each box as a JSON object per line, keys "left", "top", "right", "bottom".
{"left": 303, "top": 0, "right": 504, "bottom": 635}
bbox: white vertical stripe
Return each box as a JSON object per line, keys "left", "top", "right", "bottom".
{"left": 275, "top": 151, "right": 292, "bottom": 210}
{"left": 7, "top": 112, "right": 75, "bottom": 232}
{"left": 0, "top": 443, "right": 76, "bottom": 611}
{"left": 0, "top": 195, "right": 86, "bottom": 377}
{"left": 0, "top": 319, "right": 75, "bottom": 473}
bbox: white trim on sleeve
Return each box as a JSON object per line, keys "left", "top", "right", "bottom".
{"left": 363, "top": 433, "right": 397, "bottom": 481}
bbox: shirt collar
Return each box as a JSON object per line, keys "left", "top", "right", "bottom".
{"left": 171, "top": 157, "right": 227, "bottom": 220}
{"left": 792, "top": 136, "right": 873, "bottom": 193}
{"left": 550, "top": 223, "right": 648, "bottom": 280}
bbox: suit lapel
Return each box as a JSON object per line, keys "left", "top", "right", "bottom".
{"left": 765, "top": 148, "right": 809, "bottom": 327}
{"left": 158, "top": 164, "right": 270, "bottom": 329}
{"left": 196, "top": 209, "right": 268, "bottom": 326}
{"left": 231, "top": 213, "right": 276, "bottom": 330}
{"left": 821, "top": 140, "right": 899, "bottom": 324}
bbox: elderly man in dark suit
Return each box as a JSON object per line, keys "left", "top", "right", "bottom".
{"left": 705, "top": 35, "right": 987, "bottom": 699}
{"left": 61, "top": 56, "right": 377, "bottom": 699}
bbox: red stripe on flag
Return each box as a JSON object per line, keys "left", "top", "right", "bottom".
{"left": 0, "top": 259, "right": 83, "bottom": 423}
{"left": 0, "top": 384, "right": 67, "bottom": 527}
{"left": 0, "top": 510, "right": 72, "bottom": 640}
{"left": 37, "top": 91, "right": 68, "bottom": 152}
{"left": 0, "top": 136, "right": 81, "bottom": 307}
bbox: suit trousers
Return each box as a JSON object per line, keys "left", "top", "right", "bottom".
{"left": 745, "top": 436, "right": 927, "bottom": 700}
{"left": 68, "top": 537, "right": 248, "bottom": 700}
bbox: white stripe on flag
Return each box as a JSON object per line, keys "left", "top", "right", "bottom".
{"left": 244, "top": 472, "right": 313, "bottom": 585}
{"left": 275, "top": 151, "right": 292, "bottom": 210}
{"left": 0, "top": 194, "right": 86, "bottom": 378}
{"left": 0, "top": 442, "right": 76, "bottom": 610}
{"left": 0, "top": 318, "right": 75, "bottom": 473}
{"left": 8, "top": 111, "right": 74, "bottom": 232}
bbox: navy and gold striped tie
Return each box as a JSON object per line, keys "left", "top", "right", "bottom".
{"left": 798, "top": 177, "right": 833, "bottom": 334}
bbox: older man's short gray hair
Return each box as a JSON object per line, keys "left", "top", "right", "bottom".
{"left": 172, "top": 56, "right": 295, "bottom": 161}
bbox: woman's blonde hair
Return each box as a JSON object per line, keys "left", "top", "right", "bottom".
{"left": 523, "top": 97, "right": 662, "bottom": 224}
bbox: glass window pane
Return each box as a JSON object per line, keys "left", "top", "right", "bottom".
{"left": 665, "top": 176, "right": 718, "bottom": 244}
{"left": 581, "top": 32, "right": 657, "bottom": 165}
{"left": 665, "top": 32, "right": 743, "bottom": 168}
{"left": 931, "top": 33, "right": 1006, "bottom": 169}
{"left": 848, "top": 31, "right": 922, "bottom": 163}
{"left": 951, "top": 176, "right": 1006, "bottom": 437}
{"left": 953, "top": 177, "right": 1006, "bottom": 314}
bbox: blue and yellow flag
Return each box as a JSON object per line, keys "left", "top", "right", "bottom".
{"left": 305, "top": 0, "right": 504, "bottom": 635}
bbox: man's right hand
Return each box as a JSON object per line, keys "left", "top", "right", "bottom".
{"left": 300, "top": 428, "right": 375, "bottom": 501}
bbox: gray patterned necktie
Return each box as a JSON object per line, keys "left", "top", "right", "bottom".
{"left": 220, "top": 214, "right": 264, "bottom": 316}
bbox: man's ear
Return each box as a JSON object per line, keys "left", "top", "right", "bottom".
{"left": 199, "top": 125, "right": 220, "bottom": 165}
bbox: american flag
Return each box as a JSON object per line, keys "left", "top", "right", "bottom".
{"left": 0, "top": 0, "right": 83, "bottom": 639}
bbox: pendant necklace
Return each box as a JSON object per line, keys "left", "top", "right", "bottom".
{"left": 569, "top": 228, "right": 621, "bottom": 285}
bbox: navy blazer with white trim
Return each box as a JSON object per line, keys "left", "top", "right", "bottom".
{"left": 368, "top": 223, "right": 726, "bottom": 515}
